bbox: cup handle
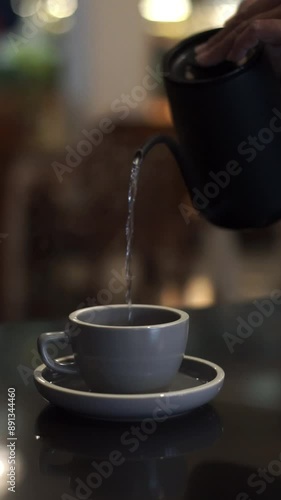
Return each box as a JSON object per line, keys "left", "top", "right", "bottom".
{"left": 38, "top": 332, "right": 79, "bottom": 375}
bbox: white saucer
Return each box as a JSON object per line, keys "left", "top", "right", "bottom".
{"left": 34, "top": 355, "right": 225, "bottom": 421}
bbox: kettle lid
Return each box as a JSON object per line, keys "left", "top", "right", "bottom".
{"left": 164, "top": 28, "right": 261, "bottom": 84}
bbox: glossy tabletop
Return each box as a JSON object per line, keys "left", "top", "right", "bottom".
{"left": 0, "top": 301, "right": 281, "bottom": 500}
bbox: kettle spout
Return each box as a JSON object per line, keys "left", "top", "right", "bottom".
{"left": 133, "top": 135, "right": 186, "bottom": 177}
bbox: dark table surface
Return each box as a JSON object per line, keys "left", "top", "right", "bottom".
{"left": 0, "top": 301, "right": 281, "bottom": 500}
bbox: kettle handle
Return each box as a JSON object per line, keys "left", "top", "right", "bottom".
{"left": 134, "top": 135, "right": 186, "bottom": 176}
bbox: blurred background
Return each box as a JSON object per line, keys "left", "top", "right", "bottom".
{"left": 1, "top": 0, "right": 281, "bottom": 321}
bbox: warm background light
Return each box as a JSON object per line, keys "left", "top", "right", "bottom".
{"left": 139, "top": 0, "right": 192, "bottom": 23}
{"left": 183, "top": 276, "right": 216, "bottom": 308}
{"left": 45, "top": 0, "right": 78, "bottom": 19}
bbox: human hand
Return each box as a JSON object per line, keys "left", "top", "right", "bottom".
{"left": 196, "top": 0, "right": 281, "bottom": 73}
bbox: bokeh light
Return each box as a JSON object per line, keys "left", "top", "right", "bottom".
{"left": 139, "top": 0, "right": 192, "bottom": 22}
{"left": 45, "top": 0, "right": 78, "bottom": 19}
{"left": 11, "top": 0, "right": 41, "bottom": 17}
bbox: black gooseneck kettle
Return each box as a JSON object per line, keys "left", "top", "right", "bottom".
{"left": 137, "top": 29, "right": 281, "bottom": 230}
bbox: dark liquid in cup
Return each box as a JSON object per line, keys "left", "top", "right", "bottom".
{"left": 80, "top": 308, "right": 180, "bottom": 327}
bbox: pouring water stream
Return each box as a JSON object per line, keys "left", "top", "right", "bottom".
{"left": 124, "top": 136, "right": 185, "bottom": 321}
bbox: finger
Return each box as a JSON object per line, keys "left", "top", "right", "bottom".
{"left": 196, "top": 4, "right": 281, "bottom": 65}
{"left": 196, "top": 12, "right": 251, "bottom": 53}
{"left": 227, "top": 18, "right": 281, "bottom": 61}
{"left": 237, "top": 0, "right": 280, "bottom": 16}
{"left": 196, "top": 17, "right": 245, "bottom": 52}
{"left": 195, "top": 6, "right": 247, "bottom": 52}
{"left": 196, "top": 30, "right": 238, "bottom": 66}
{"left": 227, "top": 0, "right": 281, "bottom": 23}
{"left": 237, "top": 0, "right": 257, "bottom": 14}
{"left": 198, "top": 0, "right": 281, "bottom": 52}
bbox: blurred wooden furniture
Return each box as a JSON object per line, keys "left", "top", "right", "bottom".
{"left": 0, "top": 85, "right": 29, "bottom": 317}
{"left": 1, "top": 124, "right": 199, "bottom": 320}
